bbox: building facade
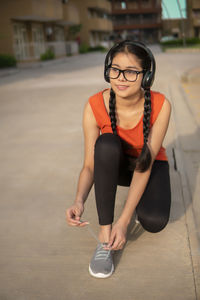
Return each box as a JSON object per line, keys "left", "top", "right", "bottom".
{"left": 162, "top": 0, "right": 200, "bottom": 40}
{"left": 161, "top": 19, "right": 187, "bottom": 39}
{"left": 187, "top": 0, "right": 200, "bottom": 38}
{"left": 0, "top": 0, "right": 71, "bottom": 61}
{"left": 0, "top": 0, "right": 112, "bottom": 62}
{"left": 110, "top": 0, "right": 162, "bottom": 43}
{"left": 72, "top": 0, "right": 113, "bottom": 47}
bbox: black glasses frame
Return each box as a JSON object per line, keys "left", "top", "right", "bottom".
{"left": 108, "top": 67, "right": 145, "bottom": 82}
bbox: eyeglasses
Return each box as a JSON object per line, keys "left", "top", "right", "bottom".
{"left": 108, "top": 67, "right": 145, "bottom": 82}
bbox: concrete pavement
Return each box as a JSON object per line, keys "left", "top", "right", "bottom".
{"left": 0, "top": 48, "right": 200, "bottom": 300}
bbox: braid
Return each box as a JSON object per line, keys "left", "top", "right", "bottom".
{"left": 135, "top": 88, "right": 152, "bottom": 172}
{"left": 143, "top": 88, "right": 151, "bottom": 144}
{"left": 109, "top": 88, "right": 117, "bottom": 135}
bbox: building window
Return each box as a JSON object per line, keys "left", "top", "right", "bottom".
{"left": 121, "top": 1, "right": 127, "bottom": 9}
{"left": 88, "top": 8, "right": 97, "bottom": 18}
{"left": 103, "top": 13, "right": 108, "bottom": 19}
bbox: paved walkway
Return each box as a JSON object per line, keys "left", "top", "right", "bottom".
{"left": 0, "top": 49, "right": 199, "bottom": 300}
{"left": 181, "top": 67, "right": 200, "bottom": 128}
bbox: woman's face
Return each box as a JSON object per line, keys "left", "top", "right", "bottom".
{"left": 109, "top": 52, "right": 143, "bottom": 99}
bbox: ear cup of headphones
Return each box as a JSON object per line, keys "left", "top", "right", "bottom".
{"left": 142, "top": 70, "right": 154, "bottom": 89}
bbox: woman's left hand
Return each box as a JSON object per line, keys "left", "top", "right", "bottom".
{"left": 107, "top": 221, "right": 128, "bottom": 251}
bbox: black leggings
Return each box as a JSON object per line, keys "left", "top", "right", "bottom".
{"left": 94, "top": 133, "right": 171, "bottom": 233}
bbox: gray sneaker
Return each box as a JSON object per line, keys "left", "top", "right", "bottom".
{"left": 89, "top": 243, "right": 114, "bottom": 278}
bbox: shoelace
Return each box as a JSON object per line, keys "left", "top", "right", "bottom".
{"left": 80, "top": 220, "right": 111, "bottom": 260}
{"left": 81, "top": 215, "right": 139, "bottom": 252}
{"left": 94, "top": 245, "right": 111, "bottom": 261}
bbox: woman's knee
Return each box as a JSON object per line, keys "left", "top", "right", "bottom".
{"left": 95, "top": 133, "right": 122, "bottom": 163}
{"left": 138, "top": 213, "right": 170, "bottom": 233}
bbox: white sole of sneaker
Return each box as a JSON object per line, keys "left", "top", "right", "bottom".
{"left": 89, "top": 264, "right": 114, "bottom": 279}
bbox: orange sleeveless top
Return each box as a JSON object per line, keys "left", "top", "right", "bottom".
{"left": 89, "top": 89, "right": 168, "bottom": 161}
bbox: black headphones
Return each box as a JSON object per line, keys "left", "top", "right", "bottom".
{"left": 104, "top": 40, "right": 156, "bottom": 89}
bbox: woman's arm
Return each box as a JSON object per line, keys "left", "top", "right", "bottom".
{"left": 109, "top": 98, "right": 172, "bottom": 249}
{"left": 66, "top": 101, "right": 100, "bottom": 226}
{"left": 75, "top": 101, "right": 100, "bottom": 203}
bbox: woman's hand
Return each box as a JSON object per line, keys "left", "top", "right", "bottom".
{"left": 107, "top": 221, "right": 128, "bottom": 251}
{"left": 66, "top": 202, "right": 88, "bottom": 227}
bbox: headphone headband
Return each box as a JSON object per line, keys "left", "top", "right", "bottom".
{"left": 104, "top": 40, "right": 156, "bottom": 89}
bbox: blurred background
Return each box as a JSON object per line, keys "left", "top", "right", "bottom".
{"left": 0, "top": 0, "right": 199, "bottom": 66}
{"left": 0, "top": 1, "right": 200, "bottom": 300}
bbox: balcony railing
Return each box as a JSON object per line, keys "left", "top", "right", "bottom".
{"left": 112, "top": 0, "right": 160, "bottom": 11}
{"left": 113, "top": 17, "right": 160, "bottom": 26}
{"left": 113, "top": 22, "right": 161, "bottom": 30}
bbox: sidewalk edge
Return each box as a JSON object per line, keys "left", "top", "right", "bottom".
{"left": 169, "top": 84, "right": 200, "bottom": 300}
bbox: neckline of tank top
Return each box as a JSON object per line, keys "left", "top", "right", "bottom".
{"left": 100, "top": 88, "right": 146, "bottom": 131}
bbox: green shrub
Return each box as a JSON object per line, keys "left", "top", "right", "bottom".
{"left": 160, "top": 39, "right": 182, "bottom": 46}
{"left": 0, "top": 54, "right": 17, "bottom": 68}
{"left": 88, "top": 45, "right": 107, "bottom": 52}
{"left": 40, "top": 49, "right": 55, "bottom": 61}
{"left": 186, "top": 37, "right": 200, "bottom": 45}
{"left": 79, "top": 43, "right": 89, "bottom": 54}
{"left": 79, "top": 44, "right": 108, "bottom": 54}
{"left": 160, "top": 37, "right": 200, "bottom": 47}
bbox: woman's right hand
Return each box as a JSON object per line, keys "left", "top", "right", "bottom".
{"left": 66, "top": 202, "right": 88, "bottom": 227}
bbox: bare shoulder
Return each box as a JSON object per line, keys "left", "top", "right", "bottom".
{"left": 159, "top": 97, "right": 172, "bottom": 119}
{"left": 83, "top": 100, "right": 99, "bottom": 129}
{"left": 84, "top": 100, "right": 92, "bottom": 114}
{"left": 163, "top": 97, "right": 172, "bottom": 110}
{"left": 151, "top": 96, "right": 171, "bottom": 130}
{"left": 83, "top": 100, "right": 94, "bottom": 117}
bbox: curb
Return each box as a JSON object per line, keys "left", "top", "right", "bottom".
{"left": 169, "top": 82, "right": 200, "bottom": 299}
{"left": 17, "top": 56, "right": 73, "bottom": 69}
{"left": 0, "top": 56, "right": 74, "bottom": 78}
{"left": 0, "top": 52, "right": 103, "bottom": 78}
{"left": 0, "top": 67, "right": 19, "bottom": 78}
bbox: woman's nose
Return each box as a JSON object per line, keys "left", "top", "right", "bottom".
{"left": 118, "top": 71, "right": 126, "bottom": 81}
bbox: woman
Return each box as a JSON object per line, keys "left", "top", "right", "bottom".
{"left": 66, "top": 40, "right": 171, "bottom": 279}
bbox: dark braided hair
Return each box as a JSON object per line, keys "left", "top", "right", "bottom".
{"left": 106, "top": 41, "right": 153, "bottom": 172}
{"left": 138, "top": 88, "right": 152, "bottom": 171}
{"left": 109, "top": 88, "right": 117, "bottom": 135}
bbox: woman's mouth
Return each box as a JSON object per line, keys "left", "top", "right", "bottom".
{"left": 116, "top": 85, "right": 129, "bottom": 91}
